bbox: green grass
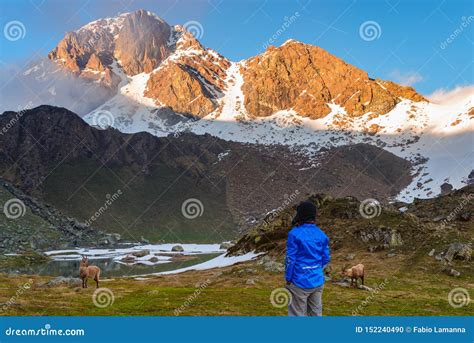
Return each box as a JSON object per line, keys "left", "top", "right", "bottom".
{"left": 0, "top": 258, "right": 471, "bottom": 316}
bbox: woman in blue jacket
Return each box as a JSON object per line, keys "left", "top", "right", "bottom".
{"left": 285, "top": 201, "right": 330, "bottom": 316}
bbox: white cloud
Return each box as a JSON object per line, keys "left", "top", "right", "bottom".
{"left": 389, "top": 70, "right": 423, "bottom": 86}
{"left": 426, "top": 85, "right": 474, "bottom": 105}
{"left": 0, "top": 58, "right": 112, "bottom": 116}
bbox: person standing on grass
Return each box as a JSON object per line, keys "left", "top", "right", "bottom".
{"left": 285, "top": 201, "right": 330, "bottom": 316}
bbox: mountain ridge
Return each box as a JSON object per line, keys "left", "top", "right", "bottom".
{"left": 3, "top": 9, "right": 473, "bottom": 202}
{"left": 0, "top": 105, "right": 413, "bottom": 241}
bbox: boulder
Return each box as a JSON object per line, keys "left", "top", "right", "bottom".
{"left": 171, "top": 245, "right": 184, "bottom": 252}
{"left": 219, "top": 242, "right": 233, "bottom": 250}
{"left": 389, "top": 230, "right": 403, "bottom": 247}
{"left": 344, "top": 253, "right": 356, "bottom": 261}
{"left": 440, "top": 182, "right": 453, "bottom": 195}
{"left": 257, "top": 255, "right": 285, "bottom": 273}
{"left": 140, "top": 236, "right": 150, "bottom": 244}
{"left": 443, "top": 267, "right": 461, "bottom": 277}
{"left": 40, "top": 277, "right": 82, "bottom": 288}
{"left": 121, "top": 255, "right": 136, "bottom": 263}
{"left": 263, "top": 261, "right": 285, "bottom": 273}
{"left": 131, "top": 249, "right": 150, "bottom": 257}
{"left": 444, "top": 243, "right": 472, "bottom": 262}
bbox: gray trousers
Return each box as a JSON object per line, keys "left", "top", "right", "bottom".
{"left": 286, "top": 283, "right": 323, "bottom": 316}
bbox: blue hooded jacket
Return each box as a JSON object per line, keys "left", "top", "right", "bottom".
{"left": 285, "top": 223, "right": 330, "bottom": 289}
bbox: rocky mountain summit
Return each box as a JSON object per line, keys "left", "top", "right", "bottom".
{"left": 49, "top": 9, "right": 230, "bottom": 118}
{"left": 240, "top": 40, "right": 425, "bottom": 118}
{"left": 48, "top": 10, "right": 425, "bottom": 121}
{"left": 33, "top": 9, "right": 472, "bottom": 202}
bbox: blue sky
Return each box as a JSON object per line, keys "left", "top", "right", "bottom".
{"left": 0, "top": 0, "right": 472, "bottom": 94}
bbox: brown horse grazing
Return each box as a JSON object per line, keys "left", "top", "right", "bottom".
{"left": 79, "top": 256, "right": 101, "bottom": 288}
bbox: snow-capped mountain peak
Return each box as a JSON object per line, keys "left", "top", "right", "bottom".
{"left": 11, "top": 9, "right": 474, "bottom": 202}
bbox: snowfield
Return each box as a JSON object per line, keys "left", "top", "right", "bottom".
{"left": 150, "top": 252, "right": 262, "bottom": 276}
{"left": 45, "top": 243, "right": 226, "bottom": 266}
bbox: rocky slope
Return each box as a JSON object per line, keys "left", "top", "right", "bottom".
{"left": 240, "top": 40, "right": 425, "bottom": 118}
{"left": 48, "top": 10, "right": 426, "bottom": 121}
{"left": 0, "top": 105, "right": 412, "bottom": 242}
{"left": 0, "top": 178, "right": 118, "bottom": 253}
{"left": 228, "top": 185, "right": 473, "bottom": 261}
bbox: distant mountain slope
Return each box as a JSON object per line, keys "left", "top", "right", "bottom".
{"left": 0, "top": 106, "right": 412, "bottom": 242}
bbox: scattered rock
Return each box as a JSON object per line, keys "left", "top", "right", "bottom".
{"left": 440, "top": 182, "right": 453, "bottom": 195}
{"left": 171, "top": 245, "right": 184, "bottom": 252}
{"left": 40, "top": 277, "right": 82, "bottom": 288}
{"left": 263, "top": 260, "right": 285, "bottom": 273}
{"left": 258, "top": 255, "right": 284, "bottom": 273}
{"left": 333, "top": 280, "right": 373, "bottom": 291}
{"left": 389, "top": 230, "right": 403, "bottom": 247}
{"left": 358, "top": 228, "right": 403, "bottom": 248}
{"left": 428, "top": 249, "right": 435, "bottom": 257}
{"left": 121, "top": 255, "right": 136, "bottom": 263}
{"left": 344, "top": 253, "right": 356, "bottom": 261}
{"left": 104, "top": 233, "right": 121, "bottom": 245}
{"left": 458, "top": 211, "right": 471, "bottom": 222}
{"left": 358, "top": 284, "right": 374, "bottom": 292}
{"left": 386, "top": 253, "right": 397, "bottom": 258}
{"left": 443, "top": 267, "right": 461, "bottom": 277}
{"left": 246, "top": 279, "right": 256, "bottom": 285}
{"left": 131, "top": 249, "right": 150, "bottom": 258}
{"left": 140, "top": 236, "right": 150, "bottom": 244}
{"left": 219, "top": 242, "right": 233, "bottom": 250}
{"left": 368, "top": 244, "right": 388, "bottom": 253}
{"left": 444, "top": 242, "right": 472, "bottom": 262}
